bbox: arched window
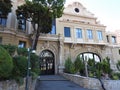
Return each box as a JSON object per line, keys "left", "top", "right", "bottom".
{"left": 40, "top": 50, "right": 54, "bottom": 58}
{"left": 17, "top": 14, "right": 26, "bottom": 31}
{"left": 79, "top": 52, "right": 101, "bottom": 62}
{"left": 0, "top": 12, "right": 7, "bottom": 27}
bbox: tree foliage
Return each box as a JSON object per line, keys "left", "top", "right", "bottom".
{"left": 0, "top": 0, "right": 12, "bottom": 18}
{"left": 16, "top": 0, "right": 65, "bottom": 49}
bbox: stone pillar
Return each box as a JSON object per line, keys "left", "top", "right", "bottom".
{"left": 58, "top": 34, "right": 64, "bottom": 73}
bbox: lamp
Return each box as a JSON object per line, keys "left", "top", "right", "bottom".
{"left": 25, "top": 48, "right": 36, "bottom": 90}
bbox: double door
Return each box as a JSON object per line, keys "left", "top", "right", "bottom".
{"left": 40, "top": 57, "right": 54, "bottom": 75}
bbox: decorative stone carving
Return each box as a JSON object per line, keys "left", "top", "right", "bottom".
{"left": 70, "top": 43, "right": 77, "bottom": 49}
{"left": 43, "top": 41, "right": 49, "bottom": 48}
{"left": 64, "top": 2, "right": 95, "bottom": 18}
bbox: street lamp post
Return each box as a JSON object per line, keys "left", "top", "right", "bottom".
{"left": 25, "top": 48, "right": 35, "bottom": 90}
{"left": 25, "top": 48, "right": 31, "bottom": 90}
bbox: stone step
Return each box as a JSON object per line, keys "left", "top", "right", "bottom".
{"left": 38, "top": 75, "right": 69, "bottom": 81}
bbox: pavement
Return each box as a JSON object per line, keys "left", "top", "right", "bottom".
{"left": 35, "top": 75, "right": 91, "bottom": 90}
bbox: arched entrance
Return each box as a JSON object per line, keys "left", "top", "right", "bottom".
{"left": 39, "top": 50, "right": 55, "bottom": 75}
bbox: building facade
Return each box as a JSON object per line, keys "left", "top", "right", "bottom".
{"left": 0, "top": 1, "right": 120, "bottom": 75}
{"left": 114, "top": 30, "right": 120, "bottom": 44}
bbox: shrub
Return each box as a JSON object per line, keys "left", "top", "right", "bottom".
{"left": 74, "top": 56, "right": 84, "bottom": 74}
{"left": 17, "top": 47, "right": 28, "bottom": 56}
{"left": 88, "top": 58, "right": 95, "bottom": 66}
{"left": 30, "top": 53, "right": 40, "bottom": 75}
{"left": 64, "top": 57, "right": 75, "bottom": 74}
{"left": 115, "top": 72, "right": 120, "bottom": 79}
{"left": 0, "top": 46, "right": 13, "bottom": 80}
{"left": 116, "top": 60, "right": 120, "bottom": 71}
{"left": 95, "top": 57, "right": 112, "bottom": 78}
{"left": 111, "top": 73, "right": 119, "bottom": 80}
{"left": 88, "top": 58, "right": 96, "bottom": 76}
{"left": 12, "top": 56, "right": 27, "bottom": 77}
{"left": 89, "top": 72, "right": 94, "bottom": 77}
{"left": 101, "top": 58, "right": 112, "bottom": 74}
{"left": 0, "top": 44, "right": 16, "bottom": 56}
{"left": 14, "top": 76, "right": 24, "bottom": 85}
{"left": 31, "top": 72, "right": 38, "bottom": 80}
{"left": 95, "top": 62, "right": 103, "bottom": 78}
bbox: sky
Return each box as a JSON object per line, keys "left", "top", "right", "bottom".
{"left": 65, "top": 0, "right": 120, "bottom": 32}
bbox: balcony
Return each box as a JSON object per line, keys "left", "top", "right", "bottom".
{"left": 64, "top": 37, "right": 106, "bottom": 45}
{"left": 0, "top": 26, "right": 28, "bottom": 37}
{"left": 39, "top": 34, "right": 59, "bottom": 41}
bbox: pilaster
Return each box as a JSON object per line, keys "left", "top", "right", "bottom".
{"left": 58, "top": 34, "right": 64, "bottom": 73}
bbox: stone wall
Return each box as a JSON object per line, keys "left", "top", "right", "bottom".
{"left": 0, "top": 78, "right": 36, "bottom": 90}
{"left": 103, "top": 80, "right": 120, "bottom": 90}
{"left": 62, "top": 73, "right": 120, "bottom": 90}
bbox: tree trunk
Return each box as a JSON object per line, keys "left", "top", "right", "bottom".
{"left": 31, "top": 21, "right": 40, "bottom": 50}
{"left": 31, "top": 32, "right": 40, "bottom": 50}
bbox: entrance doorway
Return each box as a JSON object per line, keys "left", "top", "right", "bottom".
{"left": 39, "top": 50, "right": 55, "bottom": 75}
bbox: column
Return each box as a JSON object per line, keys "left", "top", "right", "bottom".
{"left": 58, "top": 34, "right": 64, "bottom": 73}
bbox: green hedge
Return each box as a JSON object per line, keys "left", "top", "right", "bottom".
{"left": 0, "top": 46, "right": 13, "bottom": 80}
{"left": 30, "top": 53, "right": 40, "bottom": 75}
{"left": 17, "top": 48, "right": 28, "bottom": 56}
{"left": 0, "top": 44, "right": 16, "bottom": 56}
{"left": 12, "top": 56, "right": 27, "bottom": 77}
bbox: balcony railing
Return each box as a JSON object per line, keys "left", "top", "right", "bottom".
{"left": 0, "top": 26, "right": 28, "bottom": 36}
{"left": 39, "top": 33, "right": 59, "bottom": 41}
{"left": 64, "top": 37, "right": 107, "bottom": 45}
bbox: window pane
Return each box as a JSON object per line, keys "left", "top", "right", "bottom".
{"left": 0, "top": 18, "right": 7, "bottom": 26}
{"left": 87, "top": 29, "right": 93, "bottom": 39}
{"left": 118, "top": 49, "right": 120, "bottom": 55}
{"left": 97, "top": 31, "right": 103, "bottom": 40}
{"left": 112, "top": 36, "right": 116, "bottom": 43}
{"left": 80, "top": 53, "right": 100, "bottom": 62}
{"left": 76, "top": 28, "right": 82, "bottom": 38}
{"left": 40, "top": 50, "right": 54, "bottom": 57}
{"left": 94, "top": 55, "right": 100, "bottom": 62}
{"left": 18, "top": 41, "right": 26, "bottom": 48}
{"left": 18, "top": 14, "right": 26, "bottom": 31}
{"left": 0, "top": 37, "right": 2, "bottom": 44}
{"left": 64, "top": 27, "right": 71, "bottom": 37}
{"left": 106, "top": 35, "right": 109, "bottom": 42}
{"left": 50, "top": 25, "right": 56, "bottom": 34}
{"left": 50, "top": 19, "right": 56, "bottom": 34}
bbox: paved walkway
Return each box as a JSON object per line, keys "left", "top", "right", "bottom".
{"left": 35, "top": 75, "right": 91, "bottom": 90}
